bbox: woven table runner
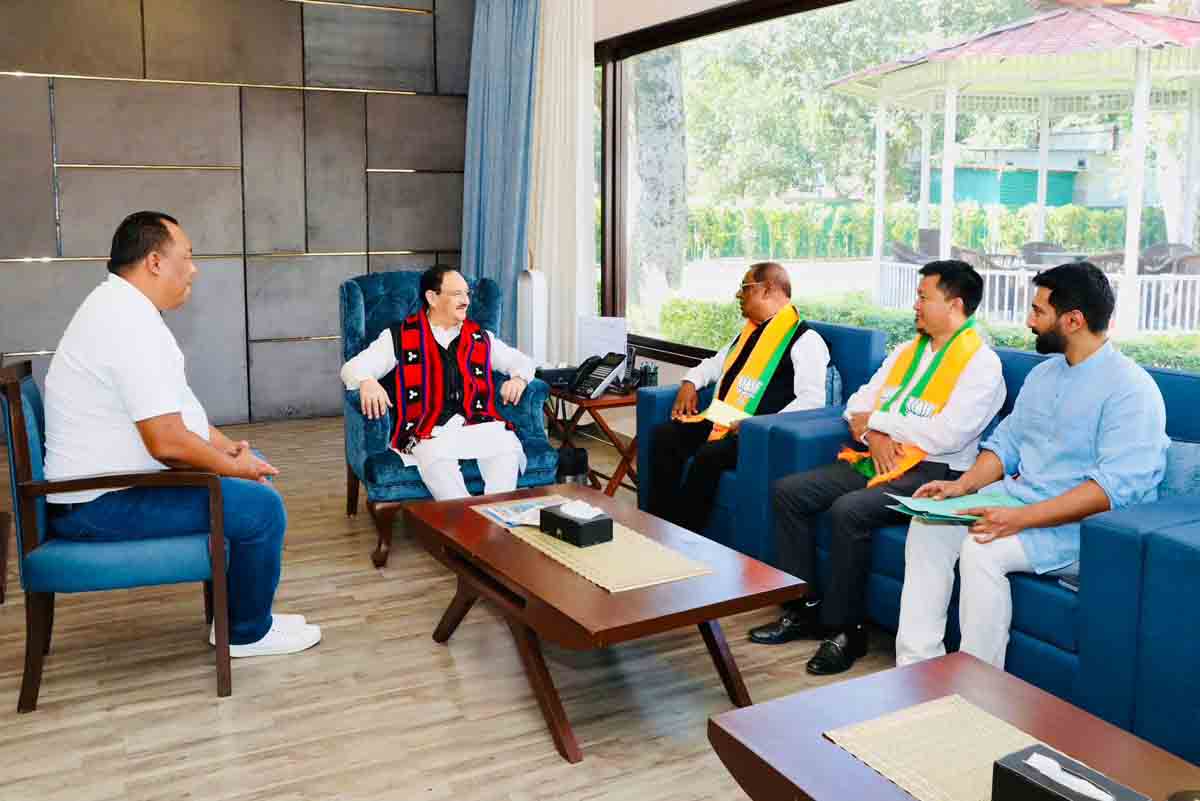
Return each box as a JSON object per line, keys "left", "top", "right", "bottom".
{"left": 472, "top": 498, "right": 712, "bottom": 593}
{"left": 824, "top": 694, "right": 1043, "bottom": 801}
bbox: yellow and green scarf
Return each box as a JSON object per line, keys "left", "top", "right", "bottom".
{"left": 681, "top": 304, "right": 802, "bottom": 441}
{"left": 838, "top": 317, "right": 983, "bottom": 486}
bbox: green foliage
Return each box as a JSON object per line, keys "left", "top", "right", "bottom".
{"left": 659, "top": 294, "right": 1200, "bottom": 374}
{"left": 683, "top": 202, "right": 1170, "bottom": 261}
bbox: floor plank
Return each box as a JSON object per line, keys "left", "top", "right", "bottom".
{"left": 0, "top": 417, "right": 894, "bottom": 801}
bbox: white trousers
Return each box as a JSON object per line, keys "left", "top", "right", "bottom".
{"left": 403, "top": 421, "right": 525, "bottom": 501}
{"left": 895, "top": 517, "right": 1035, "bottom": 669}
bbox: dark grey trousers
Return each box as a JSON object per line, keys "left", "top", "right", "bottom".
{"left": 772, "top": 459, "right": 959, "bottom": 628}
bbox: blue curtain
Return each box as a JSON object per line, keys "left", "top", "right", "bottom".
{"left": 460, "top": 0, "right": 541, "bottom": 344}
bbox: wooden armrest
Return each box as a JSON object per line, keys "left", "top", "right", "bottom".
{"left": 19, "top": 469, "right": 221, "bottom": 498}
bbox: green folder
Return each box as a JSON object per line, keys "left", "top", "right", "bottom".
{"left": 886, "top": 492, "right": 1025, "bottom": 523}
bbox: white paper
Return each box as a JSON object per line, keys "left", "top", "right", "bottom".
{"left": 1025, "top": 753, "right": 1114, "bottom": 801}
{"left": 576, "top": 316, "right": 627, "bottom": 379}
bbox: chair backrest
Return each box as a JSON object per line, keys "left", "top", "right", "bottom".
{"left": 339, "top": 271, "right": 503, "bottom": 362}
{"left": 806, "top": 321, "right": 888, "bottom": 401}
{"left": 1, "top": 362, "right": 48, "bottom": 569}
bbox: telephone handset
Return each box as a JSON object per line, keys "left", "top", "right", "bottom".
{"left": 569, "top": 352, "right": 626, "bottom": 399}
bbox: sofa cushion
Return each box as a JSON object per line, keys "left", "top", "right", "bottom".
{"left": 23, "top": 535, "right": 219, "bottom": 593}
{"left": 1160, "top": 439, "right": 1200, "bottom": 499}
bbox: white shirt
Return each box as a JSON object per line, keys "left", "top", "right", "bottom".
{"left": 341, "top": 317, "right": 536, "bottom": 390}
{"left": 683, "top": 326, "right": 831, "bottom": 415}
{"left": 843, "top": 335, "right": 1005, "bottom": 471}
{"left": 44, "top": 274, "right": 210, "bottom": 503}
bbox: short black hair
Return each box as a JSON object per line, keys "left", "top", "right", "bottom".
{"left": 919, "top": 260, "right": 984, "bottom": 316}
{"left": 420, "top": 265, "right": 461, "bottom": 308}
{"left": 108, "top": 211, "right": 179, "bottom": 275}
{"left": 1032, "top": 261, "right": 1115, "bottom": 333}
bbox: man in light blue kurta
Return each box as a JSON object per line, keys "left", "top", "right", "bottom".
{"left": 895, "top": 262, "right": 1169, "bottom": 669}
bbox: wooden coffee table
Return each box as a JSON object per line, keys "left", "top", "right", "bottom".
{"left": 403, "top": 484, "right": 806, "bottom": 763}
{"left": 709, "top": 651, "right": 1200, "bottom": 801}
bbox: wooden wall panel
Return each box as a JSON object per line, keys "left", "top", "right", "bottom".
{"left": 0, "top": 77, "right": 56, "bottom": 258}
{"left": 242, "top": 89, "right": 307, "bottom": 254}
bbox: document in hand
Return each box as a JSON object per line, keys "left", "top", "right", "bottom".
{"left": 886, "top": 492, "right": 1025, "bottom": 523}
{"left": 703, "top": 399, "right": 751, "bottom": 428}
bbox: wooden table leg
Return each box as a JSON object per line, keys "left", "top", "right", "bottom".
{"left": 589, "top": 410, "right": 639, "bottom": 498}
{"left": 506, "top": 618, "right": 583, "bottom": 763}
{"left": 433, "top": 577, "right": 480, "bottom": 643}
{"left": 699, "top": 620, "right": 752, "bottom": 708}
{"left": 604, "top": 437, "right": 637, "bottom": 497}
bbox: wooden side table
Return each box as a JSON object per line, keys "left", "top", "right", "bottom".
{"left": 545, "top": 387, "right": 638, "bottom": 496}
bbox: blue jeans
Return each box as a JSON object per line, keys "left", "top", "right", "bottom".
{"left": 49, "top": 476, "right": 286, "bottom": 644}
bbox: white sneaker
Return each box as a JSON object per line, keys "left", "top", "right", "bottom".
{"left": 224, "top": 622, "right": 322, "bottom": 658}
{"left": 209, "top": 613, "right": 307, "bottom": 646}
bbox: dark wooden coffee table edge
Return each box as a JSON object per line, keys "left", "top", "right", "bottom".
{"left": 707, "top": 651, "right": 1200, "bottom": 801}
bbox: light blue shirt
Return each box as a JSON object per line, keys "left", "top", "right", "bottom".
{"left": 981, "top": 342, "right": 1169, "bottom": 574}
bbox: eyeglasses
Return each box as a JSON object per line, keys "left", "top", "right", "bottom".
{"left": 439, "top": 290, "right": 471, "bottom": 300}
{"left": 737, "top": 281, "right": 764, "bottom": 293}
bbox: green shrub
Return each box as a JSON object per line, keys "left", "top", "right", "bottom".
{"left": 683, "top": 202, "right": 1171, "bottom": 261}
{"left": 658, "top": 294, "right": 1200, "bottom": 374}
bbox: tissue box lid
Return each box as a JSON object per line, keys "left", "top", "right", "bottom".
{"left": 993, "top": 744, "right": 1149, "bottom": 801}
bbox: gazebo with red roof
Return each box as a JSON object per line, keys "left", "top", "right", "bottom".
{"left": 830, "top": 0, "right": 1200, "bottom": 334}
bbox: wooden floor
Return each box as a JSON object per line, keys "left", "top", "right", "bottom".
{"left": 0, "top": 418, "right": 895, "bottom": 801}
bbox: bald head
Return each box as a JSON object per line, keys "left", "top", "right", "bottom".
{"left": 737, "top": 261, "right": 793, "bottom": 323}
{"left": 751, "top": 262, "right": 792, "bottom": 298}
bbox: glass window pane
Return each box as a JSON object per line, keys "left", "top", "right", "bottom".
{"left": 616, "top": 0, "right": 1198, "bottom": 376}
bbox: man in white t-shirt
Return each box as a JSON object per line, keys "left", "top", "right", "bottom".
{"left": 44, "top": 211, "right": 320, "bottom": 657}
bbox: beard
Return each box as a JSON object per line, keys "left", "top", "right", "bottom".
{"left": 1034, "top": 326, "right": 1068, "bottom": 354}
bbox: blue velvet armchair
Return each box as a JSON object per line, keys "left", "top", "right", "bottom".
{"left": 339, "top": 272, "right": 558, "bottom": 567}
{"left": 1, "top": 361, "right": 231, "bottom": 711}
{"left": 636, "top": 320, "right": 888, "bottom": 565}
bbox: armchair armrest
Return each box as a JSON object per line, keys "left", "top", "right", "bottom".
{"left": 17, "top": 470, "right": 226, "bottom": 579}
{"left": 636, "top": 383, "right": 715, "bottom": 510}
{"left": 730, "top": 406, "right": 847, "bottom": 565}
{"left": 1074, "top": 497, "right": 1200, "bottom": 728}
{"left": 767, "top": 408, "right": 851, "bottom": 479}
{"left": 497, "top": 375, "right": 551, "bottom": 445}
{"left": 20, "top": 469, "right": 220, "bottom": 498}
{"left": 344, "top": 389, "right": 391, "bottom": 480}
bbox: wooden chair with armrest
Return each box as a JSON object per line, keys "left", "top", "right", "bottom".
{"left": 0, "top": 361, "right": 231, "bottom": 711}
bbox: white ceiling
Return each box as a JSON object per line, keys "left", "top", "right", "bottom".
{"left": 594, "top": 0, "right": 746, "bottom": 41}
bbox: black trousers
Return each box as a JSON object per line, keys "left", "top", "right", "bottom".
{"left": 772, "top": 459, "right": 959, "bottom": 629}
{"left": 648, "top": 419, "right": 739, "bottom": 534}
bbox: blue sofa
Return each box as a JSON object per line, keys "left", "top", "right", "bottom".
{"left": 339, "top": 272, "right": 558, "bottom": 567}
{"left": 636, "top": 321, "right": 888, "bottom": 566}
{"left": 767, "top": 346, "right": 1200, "bottom": 761}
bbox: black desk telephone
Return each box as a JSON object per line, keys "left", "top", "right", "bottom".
{"left": 569, "top": 352, "right": 625, "bottom": 398}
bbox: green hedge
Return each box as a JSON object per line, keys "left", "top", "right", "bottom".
{"left": 658, "top": 295, "right": 1200, "bottom": 374}
{"left": 684, "top": 203, "right": 1169, "bottom": 261}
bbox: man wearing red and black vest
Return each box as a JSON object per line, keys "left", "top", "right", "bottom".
{"left": 340, "top": 266, "right": 536, "bottom": 499}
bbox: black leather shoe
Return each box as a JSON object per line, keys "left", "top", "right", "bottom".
{"left": 748, "top": 609, "right": 825, "bottom": 645}
{"left": 806, "top": 627, "right": 868, "bottom": 675}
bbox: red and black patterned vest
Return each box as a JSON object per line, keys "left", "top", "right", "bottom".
{"left": 388, "top": 311, "right": 510, "bottom": 452}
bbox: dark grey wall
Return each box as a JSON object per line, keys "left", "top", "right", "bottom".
{"left": 0, "top": 0, "right": 473, "bottom": 423}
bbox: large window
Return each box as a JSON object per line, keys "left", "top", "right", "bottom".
{"left": 601, "top": 0, "right": 1200, "bottom": 376}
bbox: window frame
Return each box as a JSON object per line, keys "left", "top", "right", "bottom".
{"left": 593, "top": 0, "right": 849, "bottom": 365}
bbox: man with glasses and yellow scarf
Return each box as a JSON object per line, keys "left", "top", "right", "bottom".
{"left": 648, "top": 262, "right": 831, "bottom": 536}
{"left": 750, "top": 261, "right": 1005, "bottom": 676}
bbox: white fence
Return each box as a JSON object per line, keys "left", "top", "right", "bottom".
{"left": 880, "top": 262, "right": 1200, "bottom": 334}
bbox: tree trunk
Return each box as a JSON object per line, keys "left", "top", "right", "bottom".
{"left": 631, "top": 48, "right": 688, "bottom": 303}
